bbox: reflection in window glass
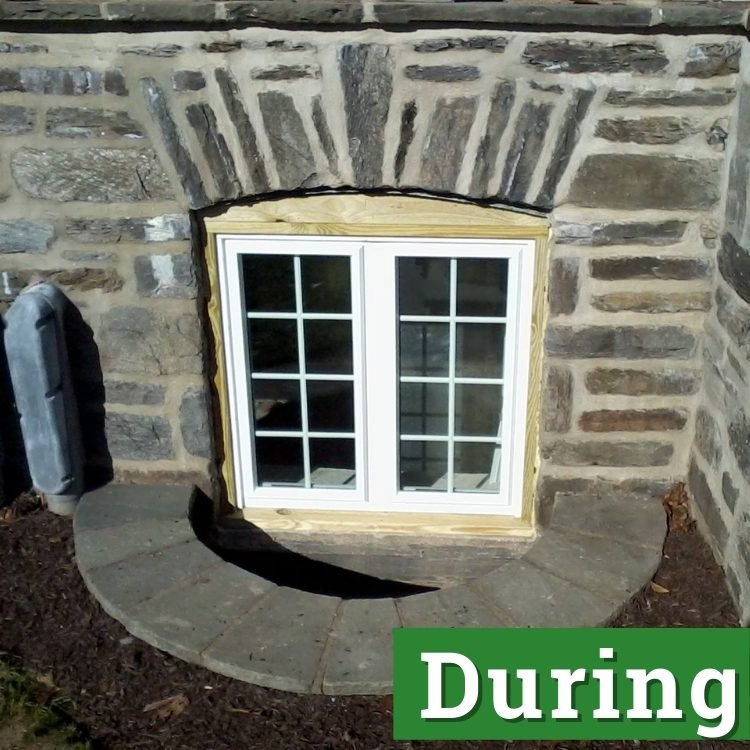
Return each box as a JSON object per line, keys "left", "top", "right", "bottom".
{"left": 307, "top": 381, "right": 355, "bottom": 432}
{"left": 399, "top": 382, "right": 449, "bottom": 436}
{"left": 398, "top": 257, "right": 450, "bottom": 316}
{"left": 399, "top": 322, "right": 450, "bottom": 377}
{"left": 252, "top": 379, "right": 302, "bottom": 432}
{"left": 243, "top": 255, "right": 295, "bottom": 312}
{"left": 454, "top": 384, "right": 502, "bottom": 437}
{"left": 304, "top": 320, "right": 353, "bottom": 374}
{"left": 454, "top": 442, "right": 500, "bottom": 493}
{"left": 255, "top": 436, "right": 304, "bottom": 486}
{"left": 248, "top": 319, "right": 298, "bottom": 373}
{"left": 400, "top": 440, "right": 448, "bottom": 492}
{"left": 301, "top": 256, "right": 351, "bottom": 313}
{"left": 310, "top": 438, "right": 356, "bottom": 488}
{"left": 455, "top": 323, "right": 504, "bottom": 378}
{"left": 456, "top": 258, "right": 508, "bottom": 317}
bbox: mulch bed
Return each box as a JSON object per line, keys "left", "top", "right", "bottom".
{"left": 0, "top": 489, "right": 740, "bottom": 750}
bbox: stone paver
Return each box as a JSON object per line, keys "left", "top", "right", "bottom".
{"left": 323, "top": 598, "right": 400, "bottom": 695}
{"left": 74, "top": 483, "right": 666, "bottom": 694}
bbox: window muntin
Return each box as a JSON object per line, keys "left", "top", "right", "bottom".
{"left": 218, "top": 235, "right": 534, "bottom": 516}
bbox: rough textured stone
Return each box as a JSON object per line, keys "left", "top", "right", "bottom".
{"left": 105, "top": 381, "right": 166, "bottom": 407}
{"left": 311, "top": 95, "right": 338, "bottom": 178}
{"left": 0, "top": 268, "right": 122, "bottom": 300}
{"left": 681, "top": 42, "right": 740, "bottom": 78}
{"left": 548, "top": 257, "right": 578, "bottom": 316}
{"left": 716, "top": 286, "right": 750, "bottom": 360}
{"left": 568, "top": 154, "right": 720, "bottom": 210}
{"left": 718, "top": 232, "right": 750, "bottom": 305}
{"left": 591, "top": 291, "right": 711, "bottom": 314}
{"left": 201, "top": 41, "right": 242, "bottom": 53}
{"left": 66, "top": 215, "right": 190, "bottom": 244}
{"left": 722, "top": 472, "right": 739, "bottom": 513}
{"left": 11, "top": 148, "right": 173, "bottom": 202}
{"left": 585, "top": 368, "right": 700, "bottom": 396}
{"left": 546, "top": 325, "right": 695, "bottom": 360}
{"left": 543, "top": 364, "right": 572, "bottom": 433}
{"left": 105, "top": 412, "right": 174, "bottom": 460}
{"left": 595, "top": 116, "right": 700, "bottom": 145}
{"left": 469, "top": 80, "right": 515, "bottom": 196}
{"left": 0, "top": 104, "right": 34, "bottom": 135}
{"left": 728, "top": 410, "right": 750, "bottom": 485}
{"left": 226, "top": 1, "right": 363, "bottom": 24}
{"left": 100, "top": 307, "right": 202, "bottom": 376}
{"left": 579, "top": 408, "right": 687, "bottom": 432}
{"left": 108, "top": 3, "right": 215, "bottom": 22}
{"left": 404, "top": 65, "right": 479, "bottom": 82}
{"left": 695, "top": 407, "right": 722, "bottom": 468}
{"left": 104, "top": 69, "right": 128, "bottom": 96}
{"left": 259, "top": 91, "right": 318, "bottom": 190}
{"left": 140, "top": 77, "right": 208, "bottom": 208}
{"left": 339, "top": 44, "right": 392, "bottom": 188}
{"left": 214, "top": 68, "right": 269, "bottom": 193}
{"left": 543, "top": 440, "right": 673, "bottom": 467}
{"left": 0, "top": 42, "right": 47, "bottom": 54}
{"left": 522, "top": 40, "right": 668, "bottom": 74}
{"left": 688, "top": 459, "right": 728, "bottom": 551}
{"left": 537, "top": 89, "right": 594, "bottom": 207}
{"left": 394, "top": 100, "right": 417, "bottom": 184}
{"left": 185, "top": 102, "right": 241, "bottom": 200}
{"left": 172, "top": 70, "right": 205, "bottom": 92}
{"left": 122, "top": 44, "right": 182, "bottom": 58}
{"left": 0, "top": 219, "right": 54, "bottom": 254}
{"left": 45, "top": 107, "right": 145, "bottom": 139}
{"left": 0, "top": 67, "right": 124, "bottom": 95}
{"left": 397, "top": 586, "right": 507, "bottom": 628}
{"left": 555, "top": 220, "right": 687, "bottom": 247}
{"left": 590, "top": 256, "right": 710, "bottom": 281}
{"left": 251, "top": 65, "right": 319, "bottom": 80}
{"left": 421, "top": 96, "right": 477, "bottom": 193}
{"left": 180, "top": 386, "right": 211, "bottom": 458}
{"left": 414, "top": 37, "right": 508, "bottom": 53}
{"left": 605, "top": 88, "right": 736, "bottom": 108}
{"left": 134, "top": 253, "right": 196, "bottom": 299}
{"left": 323, "top": 599, "right": 399, "bottom": 695}
{"left": 499, "top": 100, "right": 553, "bottom": 204}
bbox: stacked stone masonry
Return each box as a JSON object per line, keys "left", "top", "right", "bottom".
{"left": 0, "top": 14, "right": 746, "bottom": 614}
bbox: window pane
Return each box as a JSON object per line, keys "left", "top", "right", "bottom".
{"left": 307, "top": 381, "right": 354, "bottom": 433}
{"left": 455, "top": 384, "right": 502, "bottom": 437}
{"left": 455, "top": 323, "right": 504, "bottom": 378}
{"left": 248, "top": 319, "right": 298, "bottom": 373}
{"left": 454, "top": 442, "right": 500, "bottom": 493}
{"left": 255, "top": 436, "right": 304, "bottom": 486}
{"left": 399, "top": 322, "right": 449, "bottom": 377}
{"left": 304, "top": 320, "right": 353, "bottom": 374}
{"left": 398, "top": 257, "right": 450, "bottom": 316}
{"left": 310, "top": 438, "right": 356, "bottom": 488}
{"left": 400, "top": 440, "right": 448, "bottom": 492}
{"left": 399, "top": 382, "right": 448, "bottom": 436}
{"left": 243, "top": 254, "right": 295, "bottom": 312}
{"left": 301, "top": 256, "right": 351, "bottom": 314}
{"left": 456, "top": 258, "right": 508, "bottom": 317}
{"left": 252, "top": 380, "right": 301, "bottom": 432}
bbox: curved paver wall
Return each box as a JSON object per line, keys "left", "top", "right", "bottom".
{"left": 0, "top": 20, "right": 743, "bottom": 518}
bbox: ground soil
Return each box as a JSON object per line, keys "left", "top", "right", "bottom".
{"left": 0, "top": 490, "right": 743, "bottom": 750}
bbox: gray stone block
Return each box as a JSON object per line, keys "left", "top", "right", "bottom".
{"left": 105, "top": 412, "right": 174, "bottom": 461}
{"left": 545, "top": 325, "right": 696, "bottom": 360}
{"left": 251, "top": 65, "right": 319, "bottom": 80}
{"left": 718, "top": 232, "right": 750, "bottom": 305}
{"left": 0, "top": 104, "right": 35, "bottom": 135}
{"left": 134, "top": 253, "right": 196, "bottom": 298}
{"left": 688, "top": 459, "right": 729, "bottom": 551}
{"left": 568, "top": 154, "right": 720, "bottom": 211}
{"left": 172, "top": 70, "right": 206, "bottom": 91}
{"left": 82, "top": 539, "right": 223, "bottom": 623}
{"left": 475, "top": 560, "right": 617, "bottom": 627}
{"left": 681, "top": 42, "right": 740, "bottom": 78}
{"left": 74, "top": 484, "right": 191, "bottom": 532}
{"left": 523, "top": 40, "right": 668, "bottom": 74}
{"left": 130, "top": 563, "right": 275, "bottom": 662}
{"left": 312, "top": 96, "right": 339, "bottom": 178}
{"left": 548, "top": 257, "right": 578, "bottom": 316}
{"left": 12, "top": 148, "right": 173, "bottom": 202}
{"left": 584, "top": 368, "right": 700, "bottom": 396}
{"left": 546, "top": 492, "right": 666, "bottom": 550}
{"left": 524, "top": 529, "right": 661, "bottom": 602}
{"left": 543, "top": 364, "right": 572, "bottom": 433}
{"left": 66, "top": 214, "right": 190, "bottom": 244}
{"left": 695, "top": 407, "right": 722, "bottom": 468}
{"left": 323, "top": 598, "right": 399, "bottom": 695}
{"left": 179, "top": 387, "right": 211, "bottom": 459}
{"left": 0, "top": 42, "right": 47, "bottom": 54}
{"left": 605, "top": 88, "right": 736, "bottom": 108}
{"left": 122, "top": 44, "right": 183, "bottom": 58}
{"left": 0, "top": 219, "right": 54, "bottom": 254}
{"left": 722, "top": 472, "right": 739, "bottom": 513}
{"left": 555, "top": 220, "right": 687, "bottom": 247}
{"left": 542, "top": 439, "right": 673, "bottom": 467}
{"left": 105, "top": 380, "right": 166, "bottom": 406}
{"left": 397, "top": 585, "right": 508, "bottom": 628}
{"left": 404, "top": 65, "right": 479, "bottom": 82}
{"left": 590, "top": 256, "right": 710, "bottom": 281}
{"left": 414, "top": 37, "right": 508, "bottom": 53}
{"left": 595, "top": 116, "right": 700, "bottom": 145}
{"left": 46, "top": 107, "right": 145, "bottom": 139}
{"left": 339, "top": 44, "right": 392, "bottom": 188}
{"left": 75, "top": 518, "right": 195, "bottom": 571}
{"left": 202, "top": 587, "right": 339, "bottom": 692}
{"left": 394, "top": 100, "right": 417, "bottom": 184}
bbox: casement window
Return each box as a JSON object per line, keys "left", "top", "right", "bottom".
{"left": 207, "top": 197, "right": 545, "bottom": 524}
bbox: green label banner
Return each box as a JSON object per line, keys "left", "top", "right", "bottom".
{"left": 393, "top": 628, "right": 749, "bottom": 740}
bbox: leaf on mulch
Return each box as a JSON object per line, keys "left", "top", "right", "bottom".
{"left": 650, "top": 581, "right": 670, "bottom": 595}
{"left": 142, "top": 694, "right": 189, "bottom": 720}
{"left": 662, "top": 483, "right": 694, "bottom": 533}
{"left": 0, "top": 507, "right": 18, "bottom": 524}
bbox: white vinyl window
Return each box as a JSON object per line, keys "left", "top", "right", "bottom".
{"left": 217, "top": 235, "right": 535, "bottom": 517}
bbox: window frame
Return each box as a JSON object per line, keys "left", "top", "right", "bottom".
{"left": 204, "top": 195, "right": 548, "bottom": 533}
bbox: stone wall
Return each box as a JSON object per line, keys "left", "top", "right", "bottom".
{"left": 687, "top": 47, "right": 750, "bottom": 623}
{"left": 0, "top": 25, "right": 742, "bottom": 508}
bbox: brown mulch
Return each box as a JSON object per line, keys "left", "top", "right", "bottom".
{"left": 0, "top": 488, "right": 741, "bottom": 750}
